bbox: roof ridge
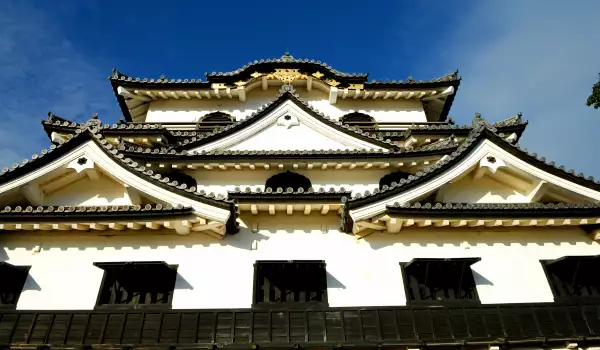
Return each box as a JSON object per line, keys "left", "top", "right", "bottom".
{"left": 206, "top": 54, "right": 367, "bottom": 79}
{"left": 367, "top": 70, "right": 461, "bottom": 85}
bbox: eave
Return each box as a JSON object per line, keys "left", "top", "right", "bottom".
{"left": 349, "top": 202, "right": 600, "bottom": 239}
{"left": 0, "top": 204, "right": 224, "bottom": 236}
{"left": 109, "top": 53, "right": 461, "bottom": 122}
{"left": 230, "top": 188, "right": 349, "bottom": 216}
{"left": 121, "top": 145, "right": 456, "bottom": 163}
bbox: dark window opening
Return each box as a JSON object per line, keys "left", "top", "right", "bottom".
{"left": 0, "top": 263, "right": 30, "bottom": 306}
{"left": 253, "top": 261, "right": 327, "bottom": 307}
{"left": 340, "top": 112, "right": 376, "bottom": 129}
{"left": 95, "top": 261, "right": 177, "bottom": 307}
{"left": 542, "top": 256, "right": 600, "bottom": 300}
{"left": 158, "top": 171, "right": 197, "bottom": 189}
{"left": 196, "top": 112, "right": 235, "bottom": 131}
{"left": 265, "top": 171, "right": 312, "bottom": 191}
{"left": 402, "top": 258, "right": 480, "bottom": 303}
{"left": 379, "top": 171, "right": 412, "bottom": 189}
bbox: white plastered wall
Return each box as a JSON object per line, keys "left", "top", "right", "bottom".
{"left": 228, "top": 123, "right": 353, "bottom": 151}
{"left": 145, "top": 89, "right": 427, "bottom": 124}
{"left": 189, "top": 168, "right": 389, "bottom": 198}
{"left": 3, "top": 216, "right": 598, "bottom": 311}
{"left": 44, "top": 175, "right": 133, "bottom": 206}
{"left": 438, "top": 174, "right": 530, "bottom": 203}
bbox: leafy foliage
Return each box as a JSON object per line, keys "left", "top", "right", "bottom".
{"left": 587, "top": 73, "right": 600, "bottom": 109}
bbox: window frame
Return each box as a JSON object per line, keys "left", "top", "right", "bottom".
{"left": 0, "top": 263, "right": 30, "bottom": 310}
{"left": 94, "top": 261, "right": 178, "bottom": 310}
{"left": 400, "top": 258, "right": 481, "bottom": 306}
{"left": 252, "top": 260, "right": 328, "bottom": 310}
{"left": 541, "top": 255, "right": 600, "bottom": 304}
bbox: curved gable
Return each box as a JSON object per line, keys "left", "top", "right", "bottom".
{"left": 0, "top": 128, "right": 235, "bottom": 228}
{"left": 346, "top": 124, "right": 600, "bottom": 223}
{"left": 178, "top": 92, "right": 395, "bottom": 152}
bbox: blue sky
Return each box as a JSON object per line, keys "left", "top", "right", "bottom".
{"left": 1, "top": 1, "right": 599, "bottom": 175}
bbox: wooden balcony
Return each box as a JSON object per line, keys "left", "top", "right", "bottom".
{"left": 1, "top": 302, "right": 600, "bottom": 349}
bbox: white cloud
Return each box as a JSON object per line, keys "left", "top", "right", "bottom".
{"left": 0, "top": 2, "right": 117, "bottom": 168}
{"left": 445, "top": 0, "right": 600, "bottom": 176}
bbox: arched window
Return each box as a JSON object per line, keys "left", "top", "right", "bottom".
{"left": 160, "top": 171, "right": 197, "bottom": 189}
{"left": 196, "top": 112, "right": 235, "bottom": 131}
{"left": 265, "top": 171, "right": 312, "bottom": 191}
{"left": 340, "top": 112, "right": 376, "bottom": 129}
{"left": 379, "top": 171, "right": 412, "bottom": 189}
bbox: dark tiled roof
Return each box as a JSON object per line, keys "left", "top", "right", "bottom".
{"left": 414, "top": 135, "right": 460, "bottom": 151}
{"left": 228, "top": 187, "right": 351, "bottom": 202}
{"left": 173, "top": 91, "right": 398, "bottom": 151}
{"left": 386, "top": 202, "right": 600, "bottom": 218}
{"left": 109, "top": 54, "right": 461, "bottom": 122}
{"left": 344, "top": 121, "right": 600, "bottom": 209}
{"left": 110, "top": 53, "right": 460, "bottom": 89}
{"left": 364, "top": 70, "right": 461, "bottom": 88}
{"left": 207, "top": 52, "right": 366, "bottom": 79}
{"left": 42, "top": 112, "right": 176, "bottom": 143}
{"left": 0, "top": 121, "right": 239, "bottom": 232}
{"left": 492, "top": 112, "right": 525, "bottom": 128}
{"left": 120, "top": 140, "right": 457, "bottom": 160}
{"left": 379, "top": 113, "right": 528, "bottom": 141}
{"left": 0, "top": 204, "right": 193, "bottom": 221}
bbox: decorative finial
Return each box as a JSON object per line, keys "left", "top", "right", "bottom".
{"left": 447, "top": 116, "right": 455, "bottom": 125}
{"left": 279, "top": 83, "right": 296, "bottom": 95}
{"left": 281, "top": 51, "right": 294, "bottom": 62}
{"left": 86, "top": 112, "right": 101, "bottom": 127}
{"left": 472, "top": 112, "right": 486, "bottom": 127}
{"left": 159, "top": 74, "right": 165, "bottom": 80}
{"left": 47, "top": 111, "right": 54, "bottom": 121}
{"left": 111, "top": 68, "right": 119, "bottom": 79}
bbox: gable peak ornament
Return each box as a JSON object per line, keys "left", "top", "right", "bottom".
{"left": 280, "top": 51, "right": 295, "bottom": 62}
{"left": 279, "top": 83, "right": 296, "bottom": 95}
{"left": 276, "top": 114, "right": 299, "bottom": 129}
{"left": 86, "top": 112, "right": 101, "bottom": 127}
{"left": 472, "top": 112, "right": 487, "bottom": 127}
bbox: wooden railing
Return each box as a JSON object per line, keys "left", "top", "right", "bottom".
{"left": 1, "top": 302, "right": 599, "bottom": 348}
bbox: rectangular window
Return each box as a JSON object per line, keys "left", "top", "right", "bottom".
{"left": 94, "top": 261, "right": 177, "bottom": 307}
{"left": 253, "top": 260, "right": 327, "bottom": 307}
{"left": 402, "top": 258, "right": 480, "bottom": 304}
{"left": 0, "top": 263, "right": 30, "bottom": 307}
{"left": 542, "top": 256, "right": 600, "bottom": 300}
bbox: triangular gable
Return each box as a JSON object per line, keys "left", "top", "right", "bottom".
{"left": 0, "top": 127, "right": 236, "bottom": 232}
{"left": 346, "top": 124, "right": 600, "bottom": 224}
{"left": 177, "top": 91, "right": 395, "bottom": 152}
